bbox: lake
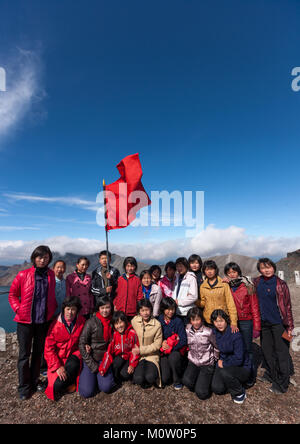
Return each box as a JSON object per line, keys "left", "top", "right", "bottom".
{"left": 0, "top": 286, "right": 17, "bottom": 332}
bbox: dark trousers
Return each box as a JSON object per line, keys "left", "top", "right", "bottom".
{"left": 238, "top": 320, "right": 253, "bottom": 361}
{"left": 238, "top": 320, "right": 256, "bottom": 382}
{"left": 212, "top": 366, "right": 251, "bottom": 398}
{"left": 160, "top": 351, "right": 185, "bottom": 385}
{"left": 182, "top": 361, "right": 215, "bottom": 400}
{"left": 40, "top": 320, "right": 52, "bottom": 373}
{"left": 78, "top": 359, "right": 114, "bottom": 398}
{"left": 53, "top": 355, "right": 80, "bottom": 398}
{"left": 132, "top": 360, "right": 158, "bottom": 387}
{"left": 261, "top": 321, "right": 290, "bottom": 392}
{"left": 112, "top": 356, "right": 132, "bottom": 383}
{"left": 17, "top": 322, "right": 48, "bottom": 397}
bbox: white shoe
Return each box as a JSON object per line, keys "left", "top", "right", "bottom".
{"left": 233, "top": 392, "right": 247, "bottom": 404}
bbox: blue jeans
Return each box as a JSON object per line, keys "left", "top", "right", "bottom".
{"left": 78, "top": 360, "right": 115, "bottom": 398}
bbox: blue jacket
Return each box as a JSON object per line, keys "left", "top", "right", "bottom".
{"left": 214, "top": 326, "right": 251, "bottom": 369}
{"left": 158, "top": 314, "right": 187, "bottom": 351}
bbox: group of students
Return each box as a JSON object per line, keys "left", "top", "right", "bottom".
{"left": 8, "top": 246, "right": 294, "bottom": 405}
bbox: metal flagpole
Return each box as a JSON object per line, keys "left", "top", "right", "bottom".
{"left": 103, "top": 179, "right": 110, "bottom": 272}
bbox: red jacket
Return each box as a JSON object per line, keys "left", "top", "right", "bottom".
{"left": 44, "top": 314, "right": 86, "bottom": 400}
{"left": 230, "top": 283, "right": 261, "bottom": 331}
{"left": 114, "top": 274, "right": 143, "bottom": 317}
{"left": 99, "top": 325, "right": 140, "bottom": 375}
{"left": 160, "top": 333, "right": 179, "bottom": 355}
{"left": 8, "top": 266, "right": 57, "bottom": 324}
{"left": 253, "top": 276, "right": 294, "bottom": 331}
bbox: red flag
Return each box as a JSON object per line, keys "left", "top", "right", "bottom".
{"left": 104, "top": 153, "right": 151, "bottom": 231}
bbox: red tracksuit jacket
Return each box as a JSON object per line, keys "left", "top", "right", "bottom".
{"left": 99, "top": 325, "right": 140, "bottom": 375}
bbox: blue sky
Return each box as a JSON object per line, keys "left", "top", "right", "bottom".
{"left": 0, "top": 0, "right": 300, "bottom": 264}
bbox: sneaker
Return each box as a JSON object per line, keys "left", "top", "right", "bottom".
{"left": 233, "top": 392, "right": 247, "bottom": 404}
{"left": 289, "top": 378, "right": 297, "bottom": 387}
{"left": 19, "top": 393, "right": 31, "bottom": 401}
{"left": 173, "top": 383, "right": 183, "bottom": 391}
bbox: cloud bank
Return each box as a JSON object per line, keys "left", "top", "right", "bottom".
{"left": 0, "top": 48, "right": 45, "bottom": 145}
{"left": 0, "top": 225, "right": 299, "bottom": 264}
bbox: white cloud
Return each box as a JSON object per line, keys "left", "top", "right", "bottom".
{"left": 4, "top": 192, "right": 103, "bottom": 212}
{"left": 0, "top": 226, "right": 40, "bottom": 231}
{"left": 0, "top": 226, "right": 299, "bottom": 263}
{"left": 0, "top": 48, "right": 46, "bottom": 145}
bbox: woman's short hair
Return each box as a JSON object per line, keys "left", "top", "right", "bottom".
{"left": 159, "top": 297, "right": 177, "bottom": 314}
{"left": 164, "top": 261, "right": 176, "bottom": 273}
{"left": 188, "top": 254, "right": 203, "bottom": 269}
{"left": 257, "top": 258, "right": 277, "bottom": 273}
{"left": 202, "top": 260, "right": 219, "bottom": 276}
{"left": 136, "top": 298, "right": 153, "bottom": 314}
{"left": 112, "top": 310, "right": 128, "bottom": 327}
{"left": 175, "top": 257, "right": 189, "bottom": 270}
{"left": 224, "top": 262, "right": 242, "bottom": 277}
{"left": 140, "top": 270, "right": 151, "bottom": 280}
{"left": 31, "top": 245, "right": 53, "bottom": 264}
{"left": 53, "top": 259, "right": 66, "bottom": 269}
{"left": 187, "top": 306, "right": 204, "bottom": 322}
{"left": 210, "top": 309, "right": 231, "bottom": 326}
{"left": 123, "top": 256, "right": 138, "bottom": 271}
{"left": 61, "top": 296, "right": 82, "bottom": 315}
{"left": 95, "top": 295, "right": 112, "bottom": 312}
{"left": 76, "top": 256, "right": 90, "bottom": 266}
{"left": 149, "top": 265, "right": 162, "bottom": 277}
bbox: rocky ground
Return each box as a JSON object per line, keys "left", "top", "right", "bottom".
{"left": 0, "top": 286, "right": 299, "bottom": 425}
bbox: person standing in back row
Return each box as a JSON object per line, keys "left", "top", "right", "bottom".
{"left": 253, "top": 258, "right": 294, "bottom": 394}
{"left": 66, "top": 257, "right": 93, "bottom": 320}
{"left": 91, "top": 250, "right": 120, "bottom": 306}
{"left": 172, "top": 257, "right": 198, "bottom": 326}
{"left": 8, "top": 245, "right": 57, "bottom": 400}
{"left": 114, "top": 257, "right": 143, "bottom": 322}
{"left": 197, "top": 260, "right": 238, "bottom": 332}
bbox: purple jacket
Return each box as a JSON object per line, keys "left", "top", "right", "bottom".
{"left": 186, "top": 324, "right": 219, "bottom": 367}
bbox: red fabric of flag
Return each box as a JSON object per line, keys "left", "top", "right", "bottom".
{"left": 104, "top": 153, "right": 151, "bottom": 231}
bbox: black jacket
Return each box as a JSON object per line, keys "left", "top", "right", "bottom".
{"left": 78, "top": 314, "right": 111, "bottom": 373}
{"left": 91, "top": 265, "right": 120, "bottom": 306}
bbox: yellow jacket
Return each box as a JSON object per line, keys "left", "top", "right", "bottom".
{"left": 197, "top": 276, "right": 238, "bottom": 326}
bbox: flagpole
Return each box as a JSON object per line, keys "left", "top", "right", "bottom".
{"left": 103, "top": 179, "right": 110, "bottom": 272}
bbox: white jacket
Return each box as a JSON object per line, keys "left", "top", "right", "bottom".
{"left": 172, "top": 271, "right": 198, "bottom": 316}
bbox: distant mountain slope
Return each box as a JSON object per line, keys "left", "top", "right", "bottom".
{"left": 207, "top": 253, "right": 258, "bottom": 278}
{"left": 0, "top": 252, "right": 151, "bottom": 286}
{"left": 276, "top": 250, "right": 300, "bottom": 282}
{"left": 1, "top": 250, "right": 298, "bottom": 287}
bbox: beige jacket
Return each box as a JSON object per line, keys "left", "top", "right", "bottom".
{"left": 131, "top": 315, "right": 162, "bottom": 386}
{"left": 197, "top": 276, "right": 238, "bottom": 326}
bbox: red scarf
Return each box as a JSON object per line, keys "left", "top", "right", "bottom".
{"left": 96, "top": 312, "right": 112, "bottom": 342}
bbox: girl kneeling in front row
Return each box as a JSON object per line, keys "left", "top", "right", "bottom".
{"left": 131, "top": 299, "right": 163, "bottom": 389}
{"left": 99, "top": 311, "right": 140, "bottom": 384}
{"left": 158, "top": 297, "right": 187, "bottom": 390}
{"left": 182, "top": 306, "right": 219, "bottom": 400}
{"left": 78, "top": 296, "right": 114, "bottom": 398}
{"left": 211, "top": 309, "right": 252, "bottom": 404}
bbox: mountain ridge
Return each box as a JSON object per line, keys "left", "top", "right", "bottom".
{"left": 1, "top": 250, "right": 298, "bottom": 286}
